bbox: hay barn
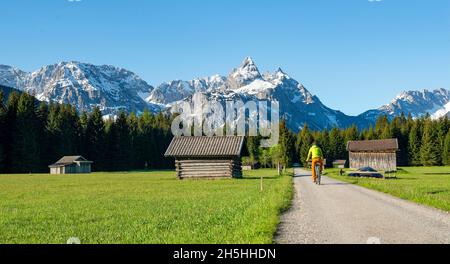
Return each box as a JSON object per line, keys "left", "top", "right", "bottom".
{"left": 49, "top": 156, "right": 93, "bottom": 174}
{"left": 164, "top": 136, "right": 245, "bottom": 179}
{"left": 347, "top": 139, "right": 399, "bottom": 172}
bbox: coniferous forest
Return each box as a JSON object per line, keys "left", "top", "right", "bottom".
{"left": 2, "top": 88, "right": 450, "bottom": 174}
{"left": 0, "top": 90, "right": 173, "bottom": 173}
{"left": 246, "top": 114, "right": 450, "bottom": 169}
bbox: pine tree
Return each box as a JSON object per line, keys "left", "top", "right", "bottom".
{"left": 420, "top": 119, "right": 440, "bottom": 166}
{"left": 279, "top": 119, "right": 294, "bottom": 168}
{"left": 344, "top": 125, "right": 359, "bottom": 142}
{"left": 2, "top": 92, "right": 20, "bottom": 172}
{"left": 380, "top": 125, "right": 393, "bottom": 139}
{"left": 45, "top": 104, "right": 62, "bottom": 162}
{"left": 104, "top": 118, "right": 117, "bottom": 171}
{"left": 112, "top": 111, "right": 132, "bottom": 171}
{"left": 35, "top": 102, "right": 49, "bottom": 171}
{"left": 328, "top": 127, "right": 346, "bottom": 162}
{"left": 78, "top": 111, "right": 89, "bottom": 157}
{"left": 85, "top": 107, "right": 106, "bottom": 171}
{"left": 246, "top": 136, "right": 260, "bottom": 166}
{"left": 11, "top": 93, "right": 40, "bottom": 172}
{"left": 364, "top": 126, "right": 377, "bottom": 140}
{"left": 59, "top": 104, "right": 80, "bottom": 156}
{"left": 436, "top": 117, "right": 450, "bottom": 164}
{"left": 298, "top": 124, "right": 314, "bottom": 166}
{"left": 399, "top": 115, "right": 412, "bottom": 166}
{"left": 0, "top": 91, "right": 6, "bottom": 172}
{"left": 375, "top": 115, "right": 389, "bottom": 136}
{"left": 313, "top": 129, "right": 331, "bottom": 166}
{"left": 127, "top": 112, "right": 140, "bottom": 169}
{"left": 138, "top": 109, "right": 156, "bottom": 169}
{"left": 408, "top": 121, "right": 422, "bottom": 166}
{"left": 443, "top": 130, "right": 450, "bottom": 166}
{"left": 295, "top": 130, "right": 302, "bottom": 161}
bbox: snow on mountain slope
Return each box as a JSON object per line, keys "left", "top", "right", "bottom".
{"left": 1, "top": 58, "right": 447, "bottom": 131}
{"left": 147, "top": 75, "right": 227, "bottom": 105}
{"left": 227, "top": 57, "right": 263, "bottom": 89}
{"left": 0, "top": 62, "right": 156, "bottom": 114}
{"left": 162, "top": 57, "right": 370, "bottom": 131}
{"left": 0, "top": 65, "right": 28, "bottom": 90}
{"left": 359, "top": 88, "right": 450, "bottom": 121}
{"left": 432, "top": 101, "right": 450, "bottom": 119}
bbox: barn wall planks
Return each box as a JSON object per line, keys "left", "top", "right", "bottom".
{"left": 349, "top": 152, "right": 397, "bottom": 171}
{"left": 175, "top": 158, "right": 242, "bottom": 179}
{"left": 49, "top": 163, "right": 92, "bottom": 174}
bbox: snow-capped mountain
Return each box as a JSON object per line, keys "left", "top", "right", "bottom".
{"left": 0, "top": 62, "right": 156, "bottom": 114}
{"left": 1, "top": 58, "right": 448, "bottom": 131}
{"left": 228, "top": 57, "right": 263, "bottom": 89}
{"left": 147, "top": 75, "right": 226, "bottom": 105}
{"left": 359, "top": 88, "right": 450, "bottom": 121}
{"left": 0, "top": 65, "right": 28, "bottom": 90}
{"left": 149, "top": 57, "right": 369, "bottom": 131}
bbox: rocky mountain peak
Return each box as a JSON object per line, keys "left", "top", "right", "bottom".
{"left": 1, "top": 58, "right": 448, "bottom": 131}
{"left": 228, "top": 57, "right": 263, "bottom": 89}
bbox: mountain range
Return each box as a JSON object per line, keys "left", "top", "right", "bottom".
{"left": 0, "top": 58, "right": 448, "bottom": 131}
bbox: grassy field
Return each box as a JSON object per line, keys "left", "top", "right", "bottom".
{"left": 0, "top": 169, "right": 293, "bottom": 244}
{"left": 326, "top": 166, "right": 450, "bottom": 212}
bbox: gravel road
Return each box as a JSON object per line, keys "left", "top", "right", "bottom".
{"left": 276, "top": 168, "right": 450, "bottom": 244}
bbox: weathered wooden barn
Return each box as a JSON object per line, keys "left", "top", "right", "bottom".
{"left": 49, "top": 156, "right": 93, "bottom": 174}
{"left": 164, "top": 136, "right": 245, "bottom": 179}
{"left": 347, "top": 139, "right": 399, "bottom": 172}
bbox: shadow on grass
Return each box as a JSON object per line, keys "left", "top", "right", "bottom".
{"left": 426, "top": 190, "right": 449, "bottom": 195}
{"left": 384, "top": 176, "right": 419, "bottom": 180}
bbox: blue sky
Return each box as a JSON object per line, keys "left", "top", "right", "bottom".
{"left": 0, "top": 0, "right": 449, "bottom": 115}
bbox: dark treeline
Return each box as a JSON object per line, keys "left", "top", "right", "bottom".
{"left": 3, "top": 88, "right": 450, "bottom": 174}
{"left": 249, "top": 114, "right": 450, "bottom": 168}
{"left": 295, "top": 113, "right": 450, "bottom": 167}
{"left": 0, "top": 90, "right": 173, "bottom": 173}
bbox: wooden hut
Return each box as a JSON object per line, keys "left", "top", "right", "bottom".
{"left": 49, "top": 156, "right": 93, "bottom": 174}
{"left": 332, "top": 160, "right": 347, "bottom": 168}
{"left": 347, "top": 139, "right": 399, "bottom": 172}
{"left": 164, "top": 136, "right": 245, "bottom": 179}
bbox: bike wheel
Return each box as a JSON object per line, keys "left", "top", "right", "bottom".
{"left": 315, "top": 165, "right": 320, "bottom": 185}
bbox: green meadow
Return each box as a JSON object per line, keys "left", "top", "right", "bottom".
{"left": 326, "top": 166, "right": 450, "bottom": 212}
{"left": 0, "top": 169, "right": 293, "bottom": 244}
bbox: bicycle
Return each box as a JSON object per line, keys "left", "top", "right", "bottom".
{"left": 314, "top": 163, "right": 321, "bottom": 185}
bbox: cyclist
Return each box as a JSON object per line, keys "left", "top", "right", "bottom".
{"left": 306, "top": 141, "right": 324, "bottom": 183}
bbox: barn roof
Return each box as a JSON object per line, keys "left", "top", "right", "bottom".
{"left": 49, "top": 156, "right": 93, "bottom": 168}
{"left": 347, "top": 139, "right": 399, "bottom": 152}
{"left": 165, "top": 136, "right": 245, "bottom": 158}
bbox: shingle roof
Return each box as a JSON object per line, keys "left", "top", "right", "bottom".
{"left": 347, "top": 139, "right": 399, "bottom": 152}
{"left": 165, "top": 136, "right": 245, "bottom": 158}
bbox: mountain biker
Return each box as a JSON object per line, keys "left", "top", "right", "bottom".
{"left": 306, "top": 141, "right": 324, "bottom": 183}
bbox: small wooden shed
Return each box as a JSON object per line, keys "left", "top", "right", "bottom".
{"left": 332, "top": 160, "right": 347, "bottom": 168}
{"left": 164, "top": 136, "right": 245, "bottom": 179}
{"left": 49, "top": 156, "right": 93, "bottom": 174}
{"left": 347, "top": 139, "right": 399, "bottom": 172}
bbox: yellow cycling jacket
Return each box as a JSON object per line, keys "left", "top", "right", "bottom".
{"left": 306, "top": 145, "right": 323, "bottom": 161}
